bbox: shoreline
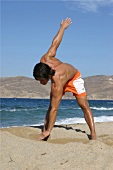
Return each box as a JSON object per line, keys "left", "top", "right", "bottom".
{"left": 1, "top": 122, "right": 113, "bottom": 170}
{"left": 1, "top": 120, "right": 113, "bottom": 129}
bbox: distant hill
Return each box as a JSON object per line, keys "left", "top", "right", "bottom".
{"left": 0, "top": 75, "right": 113, "bottom": 100}
{"left": 84, "top": 75, "right": 113, "bottom": 100}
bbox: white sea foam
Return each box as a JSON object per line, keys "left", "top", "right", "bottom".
{"left": 94, "top": 116, "right": 113, "bottom": 122}
{"left": 29, "top": 116, "right": 113, "bottom": 127}
{"left": 2, "top": 106, "right": 113, "bottom": 112}
{"left": 1, "top": 116, "right": 113, "bottom": 128}
{"left": 55, "top": 116, "right": 113, "bottom": 125}
{"left": 2, "top": 107, "right": 48, "bottom": 112}
{"left": 91, "top": 107, "right": 113, "bottom": 111}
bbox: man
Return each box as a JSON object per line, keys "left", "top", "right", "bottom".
{"left": 33, "top": 18, "right": 96, "bottom": 140}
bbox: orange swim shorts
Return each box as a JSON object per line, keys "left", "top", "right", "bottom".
{"left": 63, "top": 70, "right": 86, "bottom": 97}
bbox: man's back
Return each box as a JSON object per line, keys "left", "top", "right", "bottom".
{"left": 41, "top": 56, "right": 78, "bottom": 86}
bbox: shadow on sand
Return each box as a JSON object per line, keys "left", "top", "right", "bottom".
{"left": 30, "top": 124, "right": 91, "bottom": 140}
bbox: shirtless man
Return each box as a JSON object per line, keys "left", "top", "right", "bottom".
{"left": 33, "top": 18, "right": 96, "bottom": 140}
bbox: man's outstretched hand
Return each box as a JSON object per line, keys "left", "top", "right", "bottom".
{"left": 37, "top": 130, "right": 50, "bottom": 141}
{"left": 60, "top": 18, "right": 72, "bottom": 29}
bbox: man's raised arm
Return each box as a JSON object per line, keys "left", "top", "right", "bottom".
{"left": 42, "top": 18, "right": 72, "bottom": 59}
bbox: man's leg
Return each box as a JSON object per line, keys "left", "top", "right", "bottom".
{"left": 76, "top": 96, "right": 96, "bottom": 140}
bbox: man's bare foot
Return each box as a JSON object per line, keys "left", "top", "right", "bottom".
{"left": 91, "top": 133, "right": 96, "bottom": 140}
{"left": 37, "top": 131, "right": 50, "bottom": 141}
{"left": 37, "top": 133, "right": 46, "bottom": 141}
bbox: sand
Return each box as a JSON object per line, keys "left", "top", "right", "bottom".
{"left": 0, "top": 122, "right": 113, "bottom": 170}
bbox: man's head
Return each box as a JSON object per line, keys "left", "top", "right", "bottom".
{"left": 33, "top": 62, "right": 55, "bottom": 85}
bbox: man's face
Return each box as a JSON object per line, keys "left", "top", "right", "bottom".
{"left": 36, "top": 77, "right": 48, "bottom": 85}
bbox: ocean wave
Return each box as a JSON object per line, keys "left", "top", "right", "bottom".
{"left": 0, "top": 107, "right": 47, "bottom": 112}
{"left": 55, "top": 116, "right": 113, "bottom": 125}
{"left": 1, "top": 116, "right": 113, "bottom": 128}
{"left": 94, "top": 116, "right": 113, "bottom": 122}
{"left": 59, "top": 107, "right": 80, "bottom": 110}
{"left": 1, "top": 107, "right": 81, "bottom": 112}
{"left": 91, "top": 107, "right": 113, "bottom": 111}
{"left": 1, "top": 108, "right": 32, "bottom": 112}
{"left": 1, "top": 106, "right": 113, "bottom": 112}
{"left": 107, "top": 102, "right": 113, "bottom": 104}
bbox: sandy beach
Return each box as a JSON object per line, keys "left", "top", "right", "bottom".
{"left": 0, "top": 122, "right": 113, "bottom": 170}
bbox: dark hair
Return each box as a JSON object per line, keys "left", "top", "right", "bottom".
{"left": 33, "top": 62, "right": 55, "bottom": 80}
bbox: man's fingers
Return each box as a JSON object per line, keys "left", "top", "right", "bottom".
{"left": 66, "top": 17, "right": 72, "bottom": 24}
{"left": 61, "top": 18, "right": 72, "bottom": 26}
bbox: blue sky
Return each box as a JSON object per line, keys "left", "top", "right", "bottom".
{"left": 1, "top": 0, "right": 113, "bottom": 78}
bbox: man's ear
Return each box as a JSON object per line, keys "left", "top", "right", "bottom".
{"left": 50, "top": 69, "right": 55, "bottom": 76}
{"left": 49, "top": 75, "right": 52, "bottom": 79}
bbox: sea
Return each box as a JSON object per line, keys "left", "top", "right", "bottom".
{"left": 0, "top": 98, "right": 113, "bottom": 128}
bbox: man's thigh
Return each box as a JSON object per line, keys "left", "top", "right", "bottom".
{"left": 75, "top": 96, "right": 89, "bottom": 108}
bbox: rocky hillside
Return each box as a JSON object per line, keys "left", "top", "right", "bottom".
{"left": 0, "top": 75, "right": 113, "bottom": 100}
{"left": 84, "top": 75, "right": 113, "bottom": 100}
